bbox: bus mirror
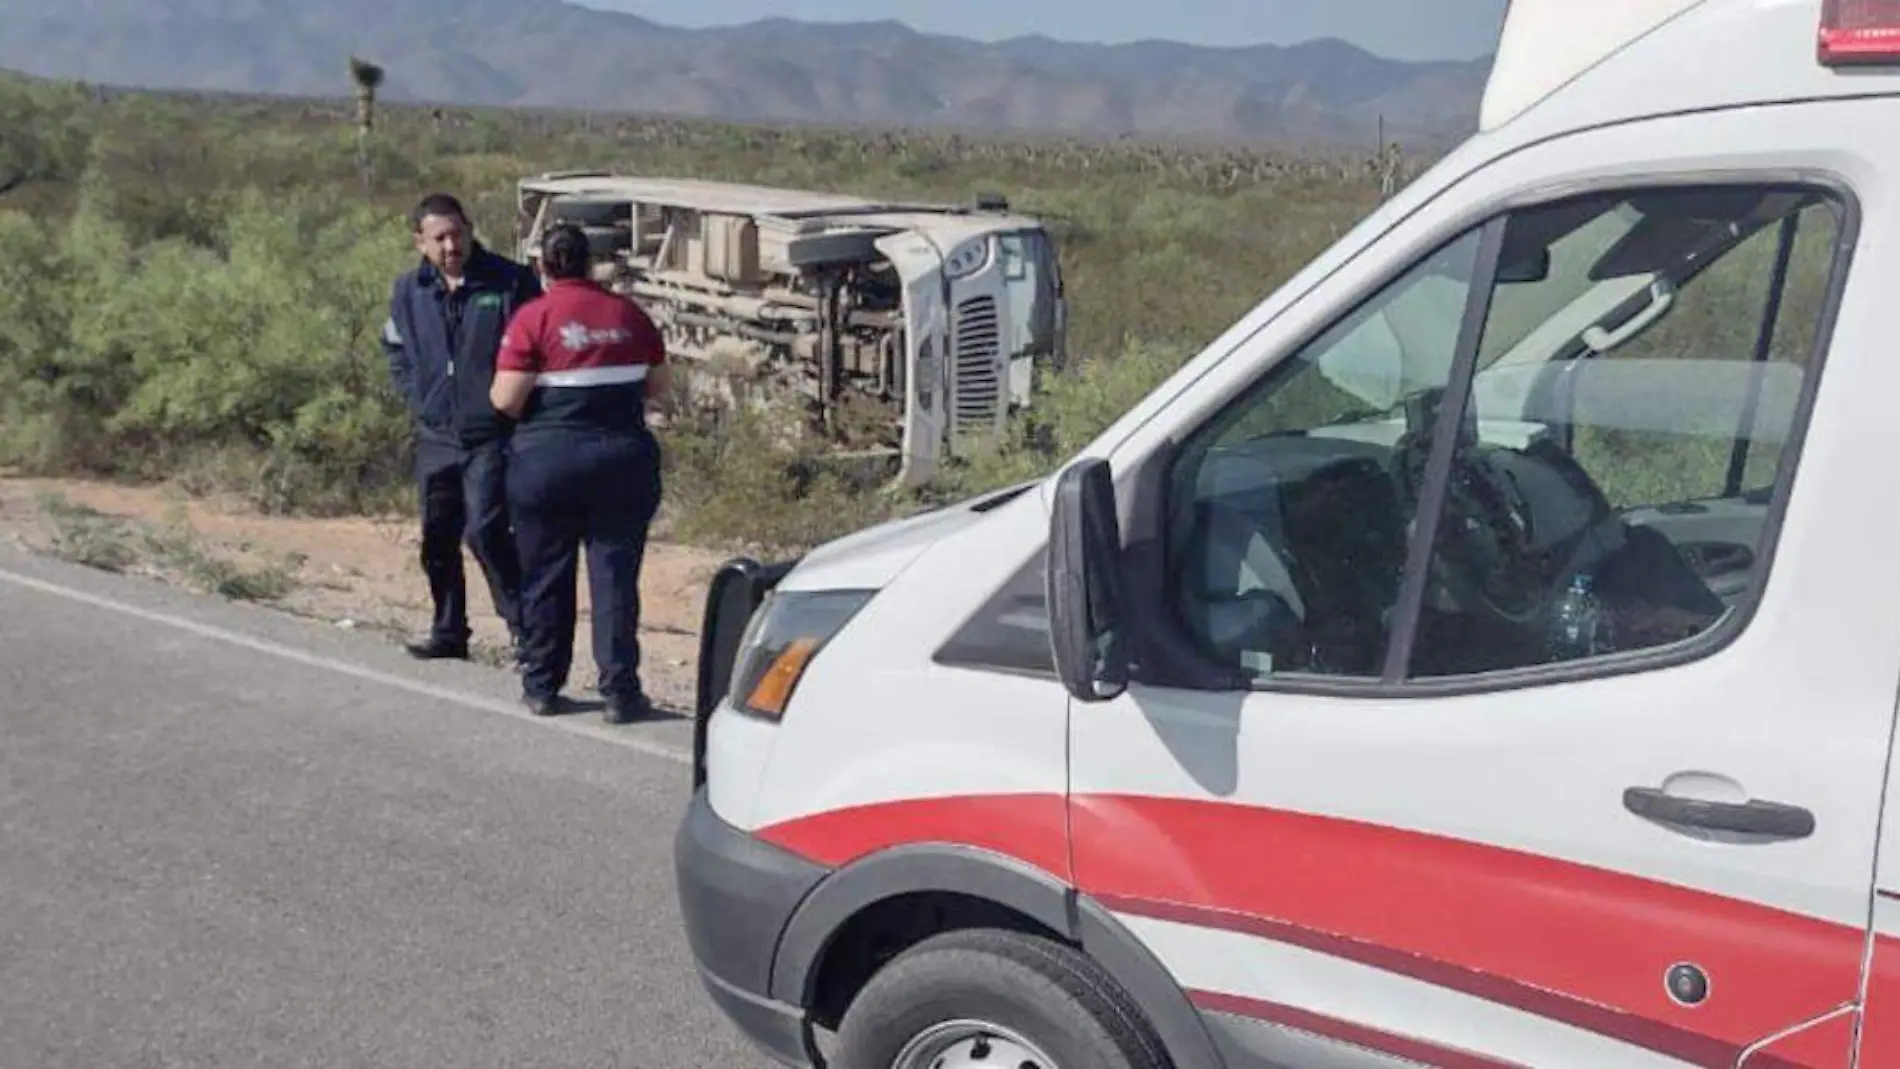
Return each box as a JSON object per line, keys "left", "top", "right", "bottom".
{"left": 1047, "top": 458, "right": 1130, "bottom": 703}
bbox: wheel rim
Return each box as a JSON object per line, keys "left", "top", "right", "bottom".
{"left": 889, "top": 1018, "right": 1060, "bottom": 1069}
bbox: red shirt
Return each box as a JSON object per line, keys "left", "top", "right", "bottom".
{"left": 497, "top": 279, "right": 666, "bottom": 435}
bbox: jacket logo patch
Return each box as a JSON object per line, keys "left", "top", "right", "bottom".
{"left": 559, "top": 321, "right": 633, "bottom": 351}
{"left": 474, "top": 293, "right": 502, "bottom": 309}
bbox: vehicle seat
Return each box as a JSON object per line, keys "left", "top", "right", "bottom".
{"left": 1174, "top": 498, "right": 1309, "bottom": 673}
{"left": 1588, "top": 521, "right": 1730, "bottom": 650}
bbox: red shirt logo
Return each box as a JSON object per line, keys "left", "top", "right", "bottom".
{"left": 556, "top": 321, "right": 635, "bottom": 352}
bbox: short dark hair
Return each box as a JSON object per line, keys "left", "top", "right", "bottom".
{"left": 540, "top": 223, "right": 592, "bottom": 280}
{"left": 411, "top": 192, "right": 469, "bottom": 232}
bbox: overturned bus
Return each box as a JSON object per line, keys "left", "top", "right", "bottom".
{"left": 513, "top": 172, "right": 1068, "bottom": 487}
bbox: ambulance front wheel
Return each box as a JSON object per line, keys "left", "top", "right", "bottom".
{"left": 831, "top": 927, "right": 1172, "bottom": 1069}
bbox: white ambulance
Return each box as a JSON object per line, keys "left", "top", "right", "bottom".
{"left": 673, "top": 1, "right": 1900, "bottom": 1065}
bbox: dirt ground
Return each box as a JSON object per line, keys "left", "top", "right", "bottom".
{"left": 0, "top": 475, "right": 732, "bottom": 710}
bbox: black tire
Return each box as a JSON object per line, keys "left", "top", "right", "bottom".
{"left": 832, "top": 928, "right": 1172, "bottom": 1069}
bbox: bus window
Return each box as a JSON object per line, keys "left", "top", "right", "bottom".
{"left": 1000, "top": 230, "right": 1059, "bottom": 358}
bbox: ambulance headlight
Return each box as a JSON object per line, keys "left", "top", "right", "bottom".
{"left": 728, "top": 588, "right": 874, "bottom": 721}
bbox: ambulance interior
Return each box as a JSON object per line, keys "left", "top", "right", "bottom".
{"left": 1173, "top": 183, "right": 1829, "bottom": 681}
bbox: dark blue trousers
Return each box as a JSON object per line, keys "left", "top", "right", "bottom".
{"left": 505, "top": 428, "right": 662, "bottom": 704}
{"left": 417, "top": 435, "right": 522, "bottom": 646}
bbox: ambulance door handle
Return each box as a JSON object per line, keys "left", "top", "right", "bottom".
{"left": 1622, "top": 787, "right": 1815, "bottom": 842}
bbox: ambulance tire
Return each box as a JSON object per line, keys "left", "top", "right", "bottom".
{"left": 832, "top": 927, "right": 1172, "bottom": 1069}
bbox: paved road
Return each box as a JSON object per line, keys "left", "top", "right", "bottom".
{"left": 0, "top": 543, "right": 763, "bottom": 1068}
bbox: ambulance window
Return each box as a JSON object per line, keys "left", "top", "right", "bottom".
{"left": 1406, "top": 184, "right": 1844, "bottom": 680}
{"left": 1157, "top": 180, "right": 1847, "bottom": 690}
{"left": 1475, "top": 203, "right": 1643, "bottom": 369}
{"left": 1162, "top": 228, "right": 1489, "bottom": 681}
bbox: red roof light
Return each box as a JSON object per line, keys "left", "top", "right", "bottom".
{"left": 1820, "top": 0, "right": 1900, "bottom": 65}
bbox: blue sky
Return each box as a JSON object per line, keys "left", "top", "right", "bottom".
{"left": 583, "top": 0, "right": 1511, "bottom": 61}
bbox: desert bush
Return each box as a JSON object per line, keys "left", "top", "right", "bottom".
{"left": 0, "top": 185, "right": 418, "bottom": 514}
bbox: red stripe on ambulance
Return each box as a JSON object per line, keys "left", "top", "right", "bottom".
{"left": 756, "top": 792, "right": 1864, "bottom": 1067}
{"left": 1188, "top": 989, "right": 1533, "bottom": 1069}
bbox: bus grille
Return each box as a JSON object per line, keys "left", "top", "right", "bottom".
{"left": 953, "top": 295, "right": 1001, "bottom": 437}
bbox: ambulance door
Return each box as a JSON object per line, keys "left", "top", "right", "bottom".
{"left": 1849, "top": 714, "right": 1900, "bottom": 1063}
{"left": 1063, "top": 98, "right": 1898, "bottom": 1068}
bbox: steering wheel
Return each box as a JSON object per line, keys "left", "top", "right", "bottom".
{"left": 1391, "top": 399, "right": 1616, "bottom": 630}
{"left": 1432, "top": 449, "right": 1549, "bottom": 625}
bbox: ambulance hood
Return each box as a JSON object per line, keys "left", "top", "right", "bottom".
{"left": 776, "top": 479, "right": 1041, "bottom": 592}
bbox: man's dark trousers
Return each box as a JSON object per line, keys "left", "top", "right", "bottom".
{"left": 507, "top": 427, "right": 662, "bottom": 708}
{"left": 417, "top": 431, "right": 522, "bottom": 651}
{"left": 383, "top": 242, "right": 541, "bottom": 657}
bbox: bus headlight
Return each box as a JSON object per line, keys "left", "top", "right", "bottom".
{"left": 944, "top": 238, "right": 991, "bottom": 281}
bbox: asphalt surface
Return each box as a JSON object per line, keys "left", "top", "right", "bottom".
{"left": 0, "top": 543, "right": 765, "bottom": 1068}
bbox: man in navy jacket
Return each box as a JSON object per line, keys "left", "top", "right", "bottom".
{"left": 381, "top": 192, "right": 541, "bottom": 662}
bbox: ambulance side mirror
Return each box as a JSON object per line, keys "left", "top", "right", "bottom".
{"left": 1046, "top": 458, "right": 1130, "bottom": 703}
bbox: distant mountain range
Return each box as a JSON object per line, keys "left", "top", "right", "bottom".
{"left": 0, "top": 0, "right": 1493, "bottom": 146}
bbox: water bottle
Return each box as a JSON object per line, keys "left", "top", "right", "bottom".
{"left": 1548, "top": 573, "right": 1611, "bottom": 661}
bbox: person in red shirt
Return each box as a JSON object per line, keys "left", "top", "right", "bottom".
{"left": 489, "top": 223, "right": 672, "bottom": 723}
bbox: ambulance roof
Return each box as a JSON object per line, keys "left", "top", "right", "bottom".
{"left": 1481, "top": 0, "right": 1900, "bottom": 135}
{"left": 1081, "top": 0, "right": 1900, "bottom": 462}
{"left": 1481, "top": 0, "right": 1706, "bottom": 131}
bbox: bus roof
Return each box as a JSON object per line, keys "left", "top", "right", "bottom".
{"left": 517, "top": 173, "right": 1050, "bottom": 238}
{"left": 520, "top": 175, "right": 904, "bottom": 217}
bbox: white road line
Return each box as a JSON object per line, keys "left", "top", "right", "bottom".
{"left": 0, "top": 565, "right": 693, "bottom": 766}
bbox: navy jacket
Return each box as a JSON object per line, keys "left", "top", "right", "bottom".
{"left": 382, "top": 243, "right": 542, "bottom": 447}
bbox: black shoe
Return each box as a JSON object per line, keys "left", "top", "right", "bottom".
{"left": 603, "top": 691, "right": 657, "bottom": 725}
{"left": 521, "top": 692, "right": 571, "bottom": 718}
{"left": 405, "top": 636, "right": 469, "bottom": 661}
